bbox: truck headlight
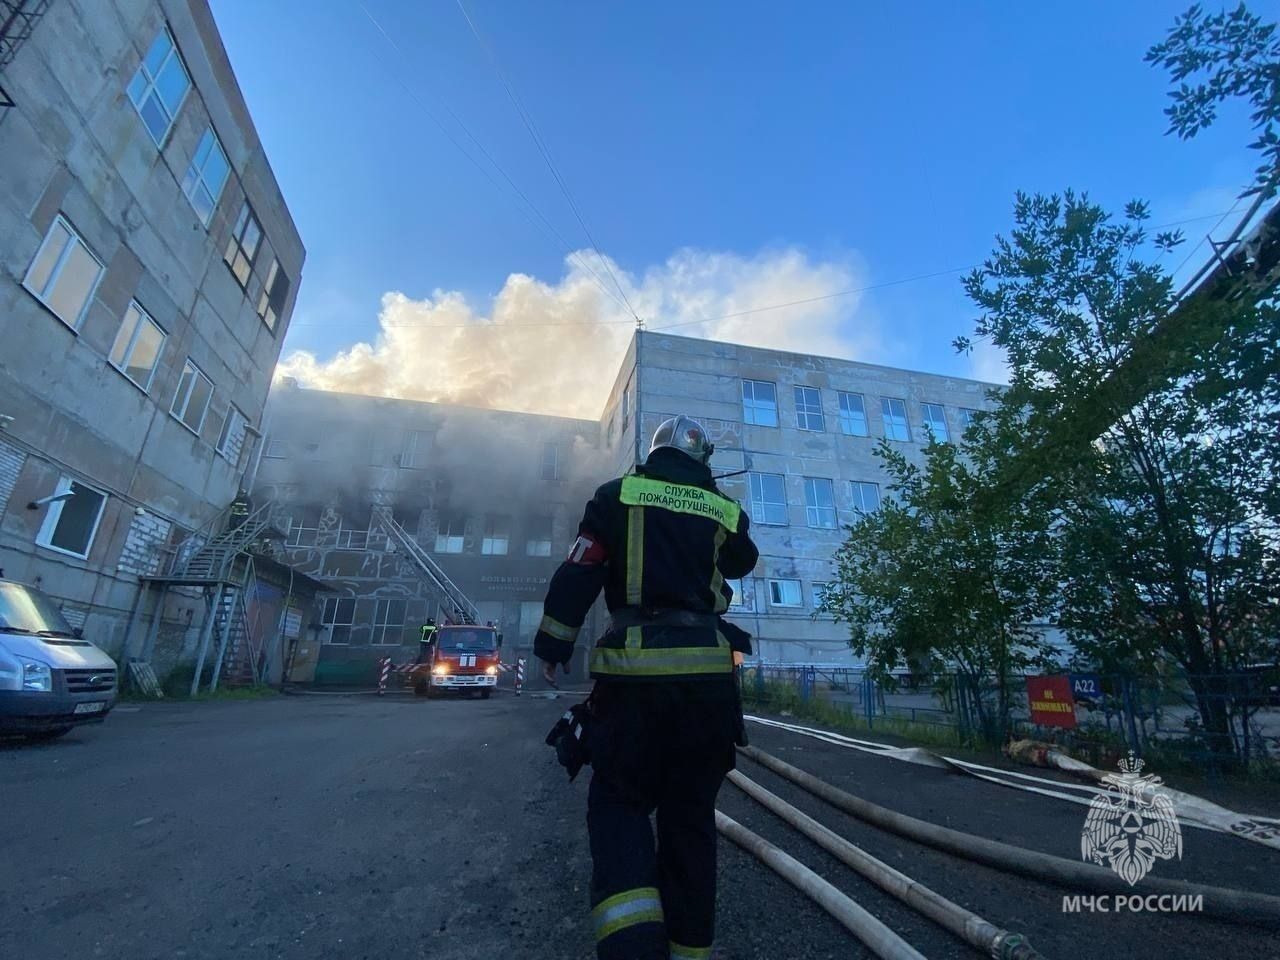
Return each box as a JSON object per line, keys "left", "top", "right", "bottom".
{"left": 485, "top": 665, "right": 498, "bottom": 676}
{"left": 432, "top": 664, "right": 448, "bottom": 676}
{"left": 20, "top": 658, "right": 52, "bottom": 693}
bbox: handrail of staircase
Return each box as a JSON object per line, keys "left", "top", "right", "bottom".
{"left": 158, "top": 504, "right": 231, "bottom": 577}
{"left": 373, "top": 513, "right": 481, "bottom": 625}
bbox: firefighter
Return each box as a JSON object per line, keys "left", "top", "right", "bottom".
{"left": 415, "top": 618, "right": 438, "bottom": 664}
{"left": 534, "top": 415, "right": 759, "bottom": 960}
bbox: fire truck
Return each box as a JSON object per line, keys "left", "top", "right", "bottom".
{"left": 409, "top": 623, "right": 502, "bottom": 699}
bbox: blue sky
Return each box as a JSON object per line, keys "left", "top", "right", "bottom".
{"left": 210, "top": 0, "right": 1257, "bottom": 413}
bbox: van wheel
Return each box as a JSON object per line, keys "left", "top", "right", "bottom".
{"left": 26, "top": 726, "right": 72, "bottom": 742}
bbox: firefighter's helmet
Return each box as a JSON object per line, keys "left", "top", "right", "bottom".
{"left": 648, "top": 415, "right": 714, "bottom": 465}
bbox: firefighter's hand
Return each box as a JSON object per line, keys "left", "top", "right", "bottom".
{"left": 541, "top": 658, "right": 563, "bottom": 688}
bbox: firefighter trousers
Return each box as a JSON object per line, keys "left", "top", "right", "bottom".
{"left": 586, "top": 679, "right": 737, "bottom": 960}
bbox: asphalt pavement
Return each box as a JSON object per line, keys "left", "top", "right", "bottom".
{"left": 1, "top": 692, "right": 1277, "bottom": 960}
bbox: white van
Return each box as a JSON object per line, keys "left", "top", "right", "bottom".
{"left": 0, "top": 579, "right": 118, "bottom": 741}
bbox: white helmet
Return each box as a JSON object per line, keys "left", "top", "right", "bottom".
{"left": 649, "top": 415, "right": 714, "bottom": 464}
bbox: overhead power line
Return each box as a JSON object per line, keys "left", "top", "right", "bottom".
{"left": 454, "top": 0, "right": 642, "bottom": 327}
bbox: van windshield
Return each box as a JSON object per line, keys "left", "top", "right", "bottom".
{"left": 0, "top": 582, "right": 77, "bottom": 636}
{"left": 437, "top": 628, "right": 498, "bottom": 653}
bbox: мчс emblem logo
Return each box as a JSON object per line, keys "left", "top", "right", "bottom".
{"left": 1081, "top": 753, "right": 1183, "bottom": 886}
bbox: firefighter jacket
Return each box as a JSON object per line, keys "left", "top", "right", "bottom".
{"left": 533, "top": 447, "right": 759, "bottom": 680}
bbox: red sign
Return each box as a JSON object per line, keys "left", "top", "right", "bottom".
{"left": 1026, "top": 675, "right": 1078, "bottom": 729}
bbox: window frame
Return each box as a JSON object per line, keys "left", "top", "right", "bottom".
{"left": 741, "top": 379, "right": 779, "bottom": 427}
{"left": 223, "top": 202, "right": 263, "bottom": 289}
{"left": 321, "top": 597, "right": 357, "bottom": 645}
{"left": 481, "top": 515, "right": 510, "bottom": 556}
{"left": 837, "top": 391, "right": 869, "bottom": 437}
{"left": 541, "top": 442, "right": 560, "bottom": 481}
{"left": 435, "top": 514, "right": 466, "bottom": 554}
{"left": 851, "top": 481, "right": 881, "bottom": 515}
{"left": 34, "top": 476, "right": 108, "bottom": 561}
{"left": 767, "top": 578, "right": 804, "bottom": 608}
{"left": 181, "top": 127, "right": 231, "bottom": 227}
{"left": 216, "top": 405, "right": 248, "bottom": 462}
{"left": 960, "top": 408, "right": 980, "bottom": 430}
{"left": 794, "top": 385, "right": 825, "bottom": 432}
{"left": 401, "top": 430, "right": 432, "bottom": 469}
{"left": 371, "top": 597, "right": 407, "bottom": 646}
{"left": 108, "top": 300, "right": 167, "bottom": 393}
{"left": 170, "top": 358, "right": 214, "bottom": 436}
{"left": 881, "top": 397, "right": 911, "bottom": 442}
{"left": 263, "top": 439, "right": 287, "bottom": 459}
{"left": 126, "top": 25, "right": 191, "bottom": 147}
{"left": 921, "top": 402, "right": 950, "bottom": 442}
{"left": 257, "top": 258, "right": 290, "bottom": 332}
{"left": 525, "top": 517, "right": 554, "bottom": 557}
{"left": 22, "top": 214, "right": 105, "bottom": 331}
{"left": 748, "top": 472, "right": 789, "bottom": 526}
{"left": 803, "top": 477, "right": 838, "bottom": 529}
{"left": 727, "top": 578, "right": 752, "bottom": 612}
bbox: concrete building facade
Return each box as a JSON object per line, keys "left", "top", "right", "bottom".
{"left": 255, "top": 332, "right": 998, "bottom": 674}
{"left": 0, "top": 0, "right": 304, "bottom": 679}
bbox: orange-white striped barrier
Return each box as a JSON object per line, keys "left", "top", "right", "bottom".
{"left": 515, "top": 657, "right": 526, "bottom": 696}
{"left": 378, "top": 657, "right": 391, "bottom": 696}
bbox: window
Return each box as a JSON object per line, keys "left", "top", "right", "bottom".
{"left": 803, "top": 477, "right": 837, "bottom": 529}
{"left": 321, "top": 597, "right": 356, "bottom": 645}
{"left": 257, "top": 258, "right": 291, "bottom": 331}
{"left": 264, "top": 439, "right": 287, "bottom": 459}
{"left": 727, "top": 578, "right": 752, "bottom": 611}
{"left": 217, "top": 406, "right": 248, "bottom": 462}
{"left": 741, "top": 380, "right": 778, "bottom": 427}
{"left": 960, "top": 408, "right": 980, "bottom": 429}
{"left": 541, "top": 443, "right": 560, "bottom": 481}
{"left": 481, "top": 516, "right": 510, "bottom": 556}
{"left": 35, "top": 477, "right": 107, "bottom": 559}
{"left": 224, "top": 203, "right": 262, "bottom": 288}
{"left": 401, "top": 430, "right": 432, "bottom": 469}
{"left": 921, "top": 403, "right": 950, "bottom": 442}
{"left": 526, "top": 516, "right": 553, "bottom": 557}
{"left": 851, "top": 481, "right": 881, "bottom": 515}
{"left": 108, "top": 301, "right": 166, "bottom": 391}
{"left": 23, "top": 216, "right": 104, "bottom": 329}
{"left": 181, "top": 128, "right": 231, "bottom": 226}
{"left": 171, "top": 359, "right": 214, "bottom": 435}
{"left": 371, "top": 598, "right": 407, "bottom": 646}
{"left": 748, "top": 472, "right": 788, "bottom": 526}
{"left": 838, "top": 392, "right": 868, "bottom": 436}
{"left": 794, "top": 386, "right": 825, "bottom": 431}
{"left": 881, "top": 397, "right": 911, "bottom": 441}
{"left": 435, "top": 514, "right": 465, "bottom": 554}
{"left": 768, "top": 579, "right": 803, "bottom": 608}
{"left": 126, "top": 26, "right": 190, "bottom": 145}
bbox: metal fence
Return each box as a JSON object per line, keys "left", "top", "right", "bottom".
{"left": 742, "top": 663, "right": 1280, "bottom": 771}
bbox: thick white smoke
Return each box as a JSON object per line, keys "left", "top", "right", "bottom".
{"left": 277, "top": 247, "right": 874, "bottom": 419}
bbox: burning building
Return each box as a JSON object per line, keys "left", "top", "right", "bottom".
{"left": 255, "top": 331, "right": 998, "bottom": 680}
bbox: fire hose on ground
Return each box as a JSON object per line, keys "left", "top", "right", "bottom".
{"left": 715, "top": 810, "right": 930, "bottom": 960}
{"left": 727, "top": 770, "right": 1045, "bottom": 960}
{"left": 738, "top": 745, "right": 1280, "bottom": 928}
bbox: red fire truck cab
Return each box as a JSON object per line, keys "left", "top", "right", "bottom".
{"left": 415, "top": 624, "right": 502, "bottom": 699}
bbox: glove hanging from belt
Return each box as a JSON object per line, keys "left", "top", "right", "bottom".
{"left": 545, "top": 694, "right": 595, "bottom": 782}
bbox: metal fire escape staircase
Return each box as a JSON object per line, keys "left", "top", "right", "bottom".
{"left": 0, "top": 0, "right": 53, "bottom": 110}
{"left": 371, "top": 511, "right": 480, "bottom": 626}
{"left": 135, "top": 502, "right": 282, "bottom": 694}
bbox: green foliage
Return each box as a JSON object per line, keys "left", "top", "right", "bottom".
{"left": 1147, "top": 3, "right": 1280, "bottom": 197}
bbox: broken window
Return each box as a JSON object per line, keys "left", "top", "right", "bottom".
{"left": 256, "top": 258, "right": 291, "bottom": 332}
{"left": 525, "top": 516, "right": 553, "bottom": 557}
{"left": 35, "top": 477, "right": 107, "bottom": 560}
{"left": 481, "top": 515, "right": 510, "bottom": 556}
{"left": 224, "top": 203, "right": 262, "bottom": 288}
{"left": 435, "top": 514, "right": 466, "bottom": 554}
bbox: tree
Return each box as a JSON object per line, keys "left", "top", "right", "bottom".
{"left": 821, "top": 426, "right": 1061, "bottom": 740}
{"left": 1147, "top": 3, "right": 1280, "bottom": 198}
{"left": 959, "top": 191, "right": 1280, "bottom": 761}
